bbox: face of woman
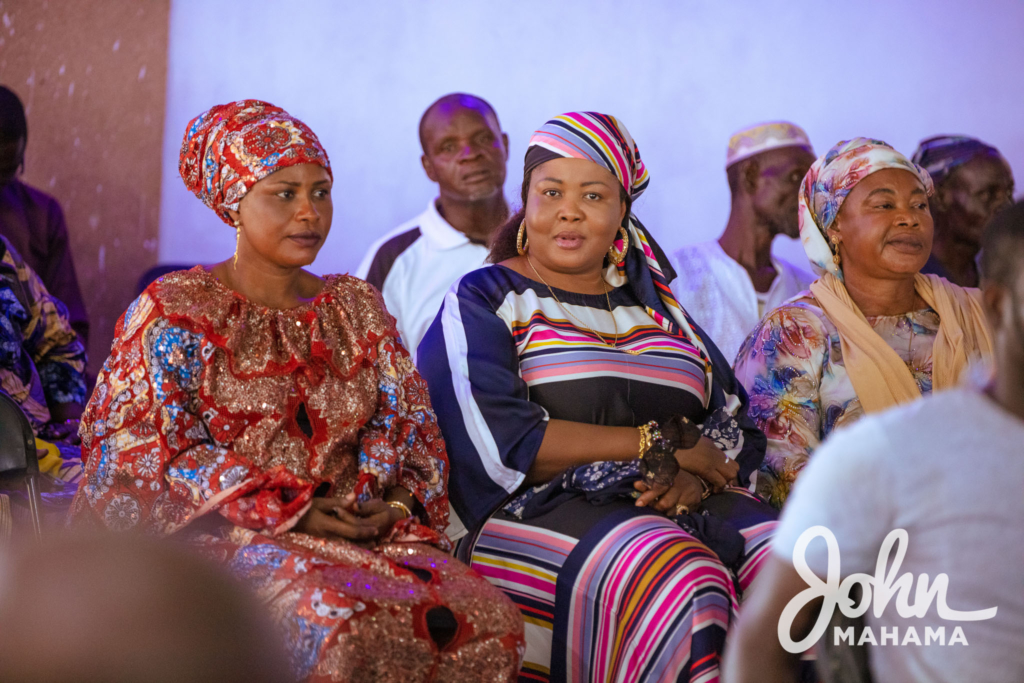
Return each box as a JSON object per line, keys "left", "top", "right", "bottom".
{"left": 833, "top": 168, "right": 933, "bottom": 280}
{"left": 230, "top": 163, "right": 333, "bottom": 269}
{"left": 524, "top": 157, "right": 627, "bottom": 276}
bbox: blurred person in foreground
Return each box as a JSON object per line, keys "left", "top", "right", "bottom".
{"left": 670, "top": 122, "right": 816, "bottom": 362}
{"left": 724, "top": 199, "right": 1024, "bottom": 683}
{"left": 912, "top": 135, "right": 1014, "bottom": 287}
{"left": 734, "top": 139, "right": 992, "bottom": 508}
{"left": 70, "top": 100, "right": 523, "bottom": 682}
{"left": 356, "top": 93, "right": 509, "bottom": 360}
{"left": 0, "top": 533, "right": 290, "bottom": 683}
{"left": 0, "top": 85, "right": 89, "bottom": 343}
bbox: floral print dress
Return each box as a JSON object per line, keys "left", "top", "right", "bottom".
{"left": 71, "top": 267, "right": 523, "bottom": 683}
{"left": 0, "top": 235, "right": 87, "bottom": 482}
{"left": 733, "top": 293, "right": 938, "bottom": 508}
{"left": 0, "top": 235, "right": 86, "bottom": 425}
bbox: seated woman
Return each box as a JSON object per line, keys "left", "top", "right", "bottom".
{"left": 70, "top": 101, "right": 524, "bottom": 682}
{"left": 734, "top": 138, "right": 993, "bottom": 508}
{"left": 0, "top": 234, "right": 86, "bottom": 482}
{"left": 418, "top": 112, "right": 777, "bottom": 683}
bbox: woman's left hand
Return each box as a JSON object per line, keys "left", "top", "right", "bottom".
{"left": 634, "top": 469, "right": 704, "bottom": 515}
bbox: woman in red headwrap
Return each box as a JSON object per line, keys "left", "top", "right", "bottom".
{"left": 70, "top": 100, "right": 524, "bottom": 682}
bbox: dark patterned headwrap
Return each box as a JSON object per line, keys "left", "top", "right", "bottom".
{"left": 911, "top": 135, "right": 1003, "bottom": 187}
{"left": 179, "top": 100, "right": 332, "bottom": 226}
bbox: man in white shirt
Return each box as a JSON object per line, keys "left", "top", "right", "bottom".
{"left": 723, "top": 201, "right": 1024, "bottom": 683}
{"left": 669, "top": 122, "right": 816, "bottom": 362}
{"left": 357, "top": 93, "right": 509, "bottom": 359}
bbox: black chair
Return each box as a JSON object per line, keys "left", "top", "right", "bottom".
{"left": 0, "top": 390, "right": 43, "bottom": 539}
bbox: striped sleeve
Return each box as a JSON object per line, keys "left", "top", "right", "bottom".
{"left": 417, "top": 272, "right": 547, "bottom": 532}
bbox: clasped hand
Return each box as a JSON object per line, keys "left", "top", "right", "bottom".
{"left": 293, "top": 493, "right": 403, "bottom": 547}
{"left": 675, "top": 436, "right": 738, "bottom": 490}
{"left": 635, "top": 436, "right": 739, "bottom": 514}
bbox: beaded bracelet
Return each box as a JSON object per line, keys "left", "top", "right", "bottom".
{"left": 636, "top": 420, "right": 662, "bottom": 459}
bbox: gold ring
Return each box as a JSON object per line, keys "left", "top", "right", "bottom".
{"left": 673, "top": 504, "right": 688, "bottom": 516}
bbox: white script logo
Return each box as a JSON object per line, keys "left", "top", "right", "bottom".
{"left": 778, "top": 526, "right": 998, "bottom": 653}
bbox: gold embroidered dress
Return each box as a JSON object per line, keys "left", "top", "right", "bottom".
{"left": 71, "top": 267, "right": 523, "bottom": 682}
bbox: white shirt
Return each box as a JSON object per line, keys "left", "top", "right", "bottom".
{"left": 773, "top": 387, "right": 1024, "bottom": 683}
{"left": 668, "top": 240, "right": 814, "bottom": 364}
{"left": 356, "top": 199, "right": 490, "bottom": 361}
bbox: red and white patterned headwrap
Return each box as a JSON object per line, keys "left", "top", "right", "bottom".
{"left": 179, "top": 100, "right": 332, "bottom": 226}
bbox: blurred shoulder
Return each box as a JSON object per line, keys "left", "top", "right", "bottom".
{"left": 10, "top": 179, "right": 61, "bottom": 212}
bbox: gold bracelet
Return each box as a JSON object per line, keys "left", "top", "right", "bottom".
{"left": 636, "top": 421, "right": 661, "bottom": 459}
{"left": 386, "top": 500, "right": 412, "bottom": 519}
{"left": 637, "top": 423, "right": 651, "bottom": 458}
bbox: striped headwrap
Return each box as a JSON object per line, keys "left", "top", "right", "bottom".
{"left": 524, "top": 112, "right": 713, "bottom": 402}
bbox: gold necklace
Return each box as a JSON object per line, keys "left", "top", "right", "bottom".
{"left": 526, "top": 255, "right": 643, "bottom": 356}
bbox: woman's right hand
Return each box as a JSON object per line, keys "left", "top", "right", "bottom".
{"left": 292, "top": 496, "right": 383, "bottom": 545}
{"left": 633, "top": 469, "right": 704, "bottom": 515}
{"left": 674, "top": 437, "right": 739, "bottom": 491}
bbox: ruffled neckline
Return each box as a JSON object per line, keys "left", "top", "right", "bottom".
{"left": 148, "top": 266, "right": 395, "bottom": 381}
{"left": 193, "top": 266, "right": 332, "bottom": 314}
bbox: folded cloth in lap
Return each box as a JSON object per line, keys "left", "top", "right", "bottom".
{"left": 503, "top": 459, "right": 773, "bottom": 567}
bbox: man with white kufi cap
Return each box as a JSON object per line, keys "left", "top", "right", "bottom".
{"left": 669, "top": 122, "right": 816, "bottom": 363}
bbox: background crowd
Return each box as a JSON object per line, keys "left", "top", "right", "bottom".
{"left": 1, "top": 3, "right": 1023, "bottom": 683}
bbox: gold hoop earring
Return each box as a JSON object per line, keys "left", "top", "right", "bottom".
{"left": 608, "top": 226, "right": 629, "bottom": 264}
{"left": 516, "top": 220, "right": 529, "bottom": 256}
{"left": 233, "top": 220, "right": 241, "bottom": 269}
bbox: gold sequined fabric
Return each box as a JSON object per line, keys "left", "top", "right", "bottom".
{"left": 196, "top": 526, "right": 524, "bottom": 682}
{"left": 72, "top": 266, "right": 524, "bottom": 680}
{"left": 75, "top": 266, "right": 448, "bottom": 537}
{"left": 154, "top": 266, "right": 393, "bottom": 382}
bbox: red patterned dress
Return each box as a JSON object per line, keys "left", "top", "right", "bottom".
{"left": 71, "top": 267, "right": 524, "bottom": 682}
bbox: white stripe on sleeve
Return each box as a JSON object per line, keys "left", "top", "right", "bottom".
{"left": 440, "top": 281, "right": 526, "bottom": 494}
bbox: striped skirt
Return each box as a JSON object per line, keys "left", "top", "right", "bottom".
{"left": 459, "top": 488, "right": 777, "bottom": 683}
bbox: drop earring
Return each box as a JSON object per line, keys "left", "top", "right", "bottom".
{"left": 233, "top": 220, "right": 241, "bottom": 269}
{"left": 608, "top": 226, "right": 629, "bottom": 264}
{"left": 829, "top": 233, "right": 841, "bottom": 267}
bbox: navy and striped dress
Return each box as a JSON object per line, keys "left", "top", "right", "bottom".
{"left": 418, "top": 263, "right": 776, "bottom": 683}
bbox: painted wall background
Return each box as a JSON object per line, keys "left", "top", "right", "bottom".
{"left": 159, "top": 0, "right": 1024, "bottom": 278}
{"left": 0, "top": 0, "right": 169, "bottom": 375}
{"left": 4, "top": 0, "right": 1020, "bottom": 364}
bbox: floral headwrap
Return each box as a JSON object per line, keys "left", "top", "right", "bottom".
{"left": 523, "top": 112, "right": 713, "bottom": 403}
{"left": 911, "top": 134, "right": 1006, "bottom": 187}
{"left": 799, "top": 137, "right": 933, "bottom": 280}
{"left": 179, "top": 100, "right": 332, "bottom": 226}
